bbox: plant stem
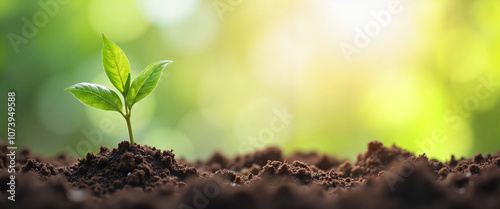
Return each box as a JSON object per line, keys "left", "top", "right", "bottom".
{"left": 125, "top": 114, "right": 134, "bottom": 144}
{"left": 123, "top": 94, "right": 134, "bottom": 144}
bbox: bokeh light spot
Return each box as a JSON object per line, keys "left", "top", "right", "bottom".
{"left": 88, "top": 0, "right": 150, "bottom": 42}
{"left": 139, "top": 0, "right": 199, "bottom": 27}
{"left": 0, "top": 0, "right": 15, "bottom": 18}
{"left": 160, "top": 2, "right": 218, "bottom": 54}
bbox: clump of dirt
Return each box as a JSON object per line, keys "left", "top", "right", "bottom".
{"left": 63, "top": 141, "right": 198, "bottom": 195}
{"left": 0, "top": 143, "right": 75, "bottom": 170}
{"left": 194, "top": 147, "right": 283, "bottom": 173}
{"left": 352, "top": 141, "right": 414, "bottom": 176}
{"left": 1, "top": 140, "right": 500, "bottom": 209}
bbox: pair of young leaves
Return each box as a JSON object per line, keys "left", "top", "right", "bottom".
{"left": 65, "top": 34, "right": 172, "bottom": 115}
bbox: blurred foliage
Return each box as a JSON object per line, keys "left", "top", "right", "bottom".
{"left": 1, "top": 0, "right": 499, "bottom": 162}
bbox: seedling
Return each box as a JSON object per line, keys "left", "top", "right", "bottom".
{"left": 65, "top": 34, "right": 172, "bottom": 144}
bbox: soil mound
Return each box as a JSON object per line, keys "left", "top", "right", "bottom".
{"left": 1, "top": 140, "right": 500, "bottom": 209}
{"left": 64, "top": 141, "right": 198, "bottom": 195}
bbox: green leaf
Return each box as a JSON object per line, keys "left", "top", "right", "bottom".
{"left": 65, "top": 82, "right": 123, "bottom": 113}
{"left": 126, "top": 60, "right": 172, "bottom": 108}
{"left": 102, "top": 34, "right": 131, "bottom": 94}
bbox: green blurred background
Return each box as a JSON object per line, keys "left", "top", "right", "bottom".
{"left": 1, "top": 0, "right": 499, "bottom": 162}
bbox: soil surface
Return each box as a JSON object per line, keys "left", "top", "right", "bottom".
{"left": 1, "top": 141, "right": 500, "bottom": 209}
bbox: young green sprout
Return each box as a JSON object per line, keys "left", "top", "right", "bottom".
{"left": 65, "top": 34, "right": 172, "bottom": 144}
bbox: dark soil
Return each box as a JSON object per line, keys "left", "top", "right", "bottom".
{"left": 1, "top": 141, "right": 500, "bottom": 209}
